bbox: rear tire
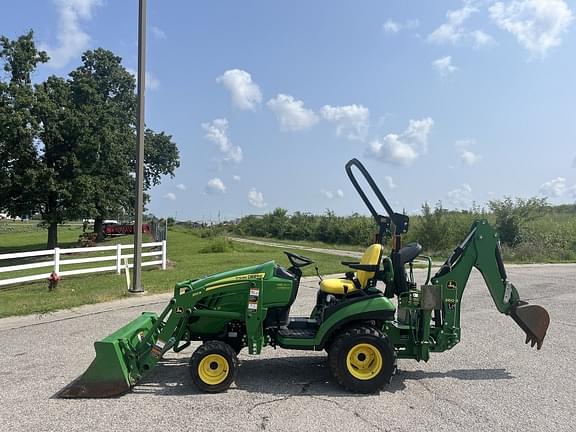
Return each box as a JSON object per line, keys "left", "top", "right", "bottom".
{"left": 328, "top": 326, "right": 396, "bottom": 393}
{"left": 190, "top": 341, "right": 238, "bottom": 393}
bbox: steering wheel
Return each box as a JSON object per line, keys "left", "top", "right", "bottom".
{"left": 284, "top": 251, "right": 314, "bottom": 268}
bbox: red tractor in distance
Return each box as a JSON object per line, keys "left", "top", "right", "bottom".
{"left": 103, "top": 222, "right": 150, "bottom": 237}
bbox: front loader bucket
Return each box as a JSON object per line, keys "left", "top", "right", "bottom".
{"left": 57, "top": 312, "right": 158, "bottom": 398}
{"left": 510, "top": 301, "right": 550, "bottom": 350}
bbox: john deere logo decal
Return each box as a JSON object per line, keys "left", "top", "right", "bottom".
{"left": 447, "top": 280, "right": 457, "bottom": 290}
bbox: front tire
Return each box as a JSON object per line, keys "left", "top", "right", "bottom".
{"left": 328, "top": 326, "right": 396, "bottom": 393}
{"left": 189, "top": 341, "right": 238, "bottom": 393}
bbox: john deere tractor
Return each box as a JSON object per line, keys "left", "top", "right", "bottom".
{"left": 58, "top": 159, "right": 550, "bottom": 397}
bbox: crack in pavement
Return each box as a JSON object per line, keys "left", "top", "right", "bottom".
{"left": 247, "top": 381, "right": 329, "bottom": 430}
{"left": 416, "top": 379, "right": 496, "bottom": 428}
{"left": 259, "top": 415, "right": 269, "bottom": 430}
{"left": 247, "top": 379, "right": 400, "bottom": 432}
{"left": 308, "top": 395, "right": 396, "bottom": 432}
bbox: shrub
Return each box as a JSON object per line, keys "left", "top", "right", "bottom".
{"left": 198, "top": 237, "right": 235, "bottom": 254}
{"left": 488, "top": 197, "right": 548, "bottom": 246}
{"left": 228, "top": 199, "right": 575, "bottom": 262}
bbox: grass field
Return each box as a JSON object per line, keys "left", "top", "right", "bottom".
{"left": 232, "top": 232, "right": 576, "bottom": 264}
{"left": 232, "top": 235, "right": 367, "bottom": 252}
{"left": 0, "top": 224, "right": 355, "bottom": 318}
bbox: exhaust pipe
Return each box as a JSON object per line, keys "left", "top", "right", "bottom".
{"left": 510, "top": 301, "right": 550, "bottom": 350}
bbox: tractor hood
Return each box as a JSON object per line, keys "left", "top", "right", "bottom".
{"left": 175, "top": 261, "right": 278, "bottom": 294}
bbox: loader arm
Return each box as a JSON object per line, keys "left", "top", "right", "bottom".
{"left": 430, "top": 220, "right": 549, "bottom": 350}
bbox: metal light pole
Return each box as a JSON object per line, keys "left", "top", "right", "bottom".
{"left": 131, "top": 0, "right": 146, "bottom": 293}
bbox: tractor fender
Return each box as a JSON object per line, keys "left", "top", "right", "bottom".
{"left": 314, "top": 296, "right": 395, "bottom": 350}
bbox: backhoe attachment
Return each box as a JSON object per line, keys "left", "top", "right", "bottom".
{"left": 431, "top": 220, "right": 550, "bottom": 352}
{"left": 510, "top": 301, "right": 550, "bottom": 350}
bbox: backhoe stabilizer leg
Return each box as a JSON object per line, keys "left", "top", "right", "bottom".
{"left": 509, "top": 301, "right": 550, "bottom": 350}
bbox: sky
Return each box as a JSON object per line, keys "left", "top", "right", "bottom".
{"left": 2, "top": 0, "right": 576, "bottom": 221}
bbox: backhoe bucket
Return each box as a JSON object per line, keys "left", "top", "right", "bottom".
{"left": 510, "top": 302, "right": 550, "bottom": 350}
{"left": 57, "top": 312, "right": 158, "bottom": 398}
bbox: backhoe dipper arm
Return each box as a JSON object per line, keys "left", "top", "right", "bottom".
{"left": 431, "top": 220, "right": 550, "bottom": 349}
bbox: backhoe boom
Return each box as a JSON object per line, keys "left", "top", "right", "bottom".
{"left": 431, "top": 220, "right": 549, "bottom": 350}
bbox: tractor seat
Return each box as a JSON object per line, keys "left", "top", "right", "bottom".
{"left": 320, "top": 244, "right": 383, "bottom": 295}
{"left": 398, "top": 242, "right": 422, "bottom": 265}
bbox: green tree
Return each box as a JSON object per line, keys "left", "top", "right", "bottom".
{"left": 68, "top": 49, "right": 179, "bottom": 238}
{"left": 414, "top": 201, "right": 451, "bottom": 252}
{"left": 0, "top": 31, "right": 47, "bottom": 219}
{"left": 34, "top": 76, "right": 88, "bottom": 247}
{"left": 488, "top": 197, "right": 549, "bottom": 246}
{"left": 0, "top": 34, "right": 180, "bottom": 248}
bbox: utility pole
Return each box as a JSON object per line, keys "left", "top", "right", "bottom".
{"left": 131, "top": 0, "right": 146, "bottom": 293}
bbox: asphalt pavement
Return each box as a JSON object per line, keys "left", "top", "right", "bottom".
{"left": 0, "top": 264, "right": 574, "bottom": 432}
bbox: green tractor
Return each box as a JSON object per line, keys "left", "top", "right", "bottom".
{"left": 58, "top": 159, "right": 550, "bottom": 397}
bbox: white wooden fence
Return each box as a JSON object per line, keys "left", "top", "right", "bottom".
{"left": 0, "top": 241, "right": 167, "bottom": 287}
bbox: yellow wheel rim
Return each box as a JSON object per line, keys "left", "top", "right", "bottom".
{"left": 198, "top": 354, "right": 229, "bottom": 385}
{"left": 346, "top": 343, "right": 383, "bottom": 380}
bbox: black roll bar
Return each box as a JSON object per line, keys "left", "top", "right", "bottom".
{"left": 345, "top": 158, "right": 394, "bottom": 220}
{"left": 345, "top": 158, "right": 411, "bottom": 295}
{"left": 345, "top": 158, "right": 409, "bottom": 238}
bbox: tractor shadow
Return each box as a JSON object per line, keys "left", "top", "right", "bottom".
{"left": 388, "top": 367, "right": 514, "bottom": 392}
{"left": 134, "top": 355, "right": 514, "bottom": 397}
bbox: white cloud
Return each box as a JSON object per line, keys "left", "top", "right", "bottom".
{"left": 447, "top": 183, "right": 473, "bottom": 208}
{"left": 368, "top": 134, "right": 419, "bottom": 166}
{"left": 403, "top": 117, "right": 434, "bottom": 153}
{"left": 176, "top": 183, "right": 186, "bottom": 191}
{"left": 217, "top": 69, "right": 262, "bottom": 111}
{"left": 367, "top": 117, "right": 433, "bottom": 166}
{"left": 489, "top": 0, "right": 574, "bottom": 57}
{"left": 146, "top": 72, "right": 160, "bottom": 90}
{"left": 539, "top": 177, "right": 566, "bottom": 197}
{"left": 432, "top": 56, "right": 458, "bottom": 77}
{"left": 460, "top": 150, "right": 482, "bottom": 165}
{"left": 428, "top": 1, "right": 494, "bottom": 47}
{"left": 383, "top": 19, "right": 401, "bottom": 34}
{"left": 383, "top": 19, "right": 419, "bottom": 34}
{"left": 248, "top": 188, "right": 266, "bottom": 208}
{"left": 471, "top": 30, "right": 494, "bottom": 47}
{"left": 428, "top": 1, "right": 478, "bottom": 44}
{"left": 384, "top": 176, "right": 396, "bottom": 189}
{"left": 267, "top": 94, "right": 319, "bottom": 131}
{"left": 126, "top": 68, "right": 160, "bottom": 91}
{"left": 202, "top": 119, "right": 243, "bottom": 163}
{"left": 321, "top": 189, "right": 344, "bottom": 199}
{"left": 455, "top": 139, "right": 482, "bottom": 165}
{"left": 151, "top": 26, "right": 166, "bottom": 40}
{"left": 232, "top": 175, "right": 241, "bottom": 181}
{"left": 163, "top": 192, "right": 176, "bottom": 201}
{"left": 205, "top": 178, "right": 227, "bottom": 195}
{"left": 320, "top": 104, "right": 370, "bottom": 141}
{"left": 40, "top": 0, "right": 102, "bottom": 68}
{"left": 567, "top": 185, "right": 576, "bottom": 198}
